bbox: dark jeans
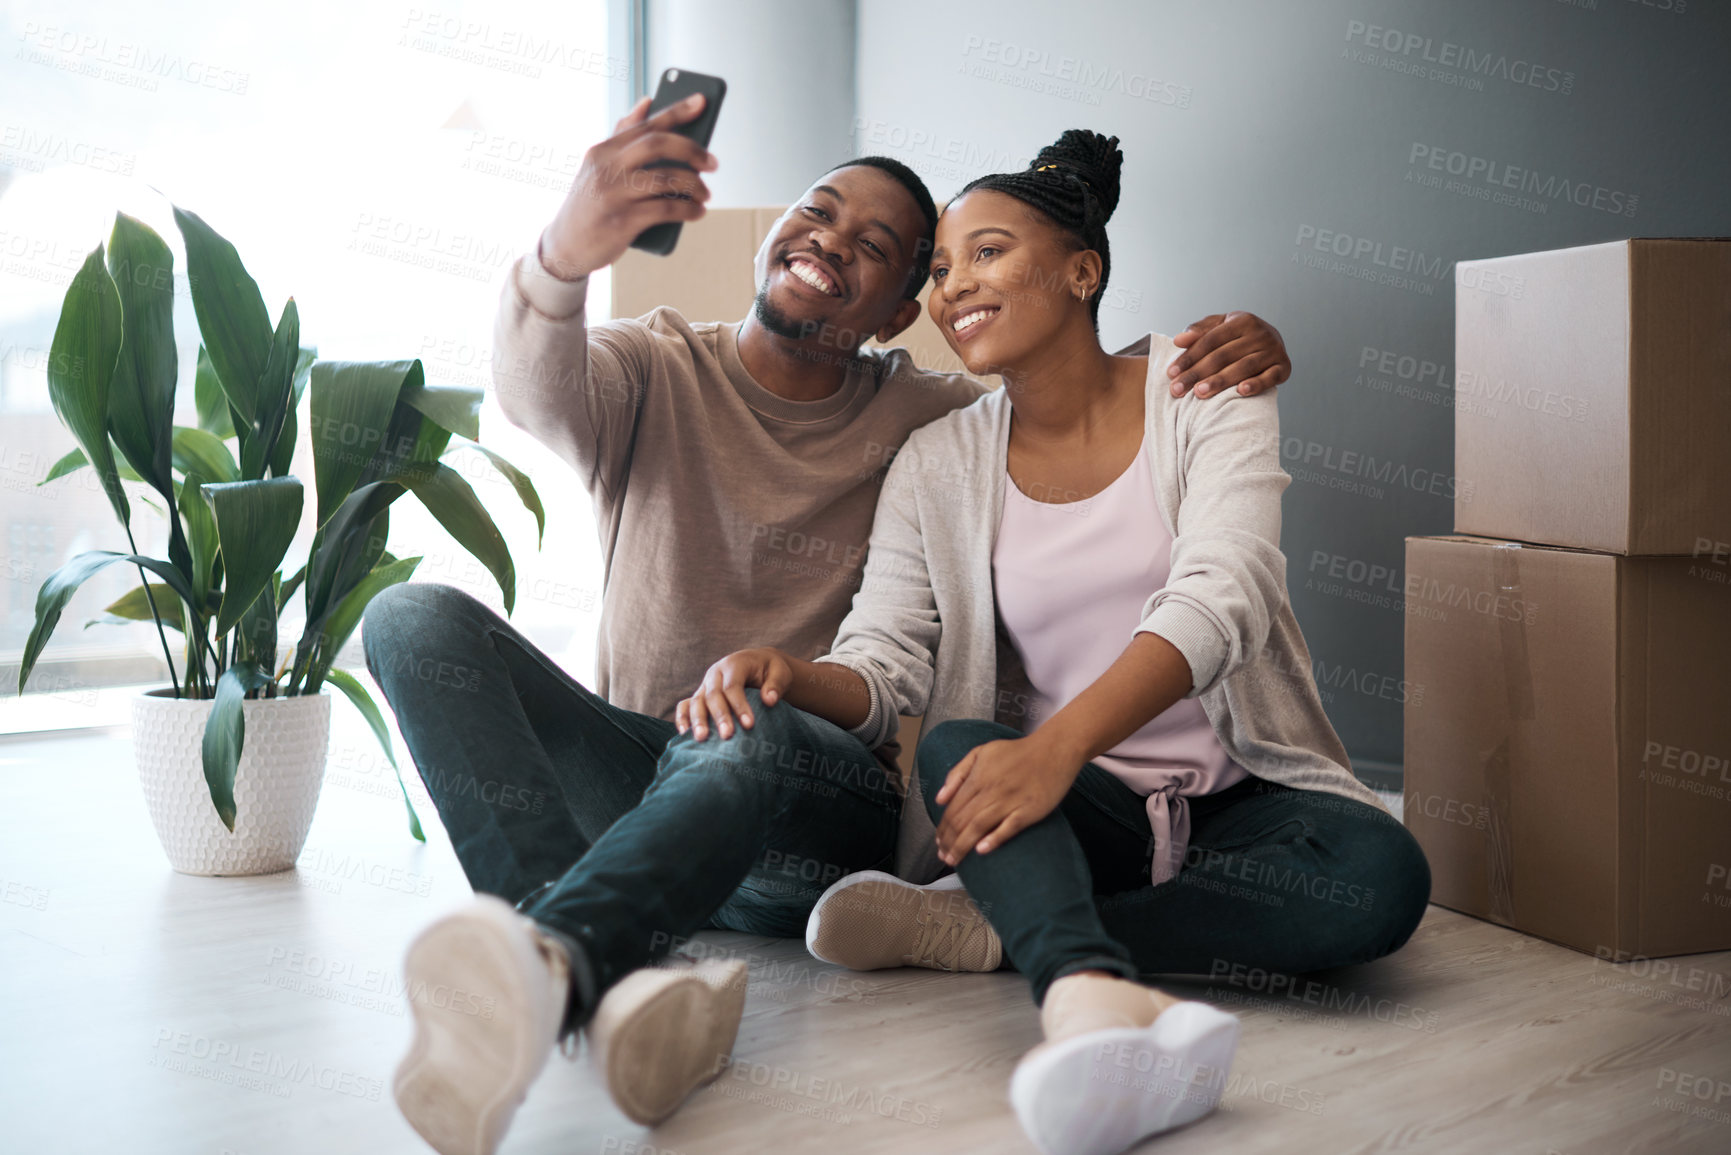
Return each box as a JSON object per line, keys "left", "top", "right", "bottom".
{"left": 916, "top": 719, "right": 1432, "bottom": 1006}
{"left": 362, "top": 583, "right": 901, "bottom": 1018}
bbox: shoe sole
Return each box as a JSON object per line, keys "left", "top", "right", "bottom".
{"left": 805, "top": 870, "right": 994, "bottom": 972}
{"left": 394, "top": 898, "right": 557, "bottom": 1155}
{"left": 1010, "top": 1001, "right": 1241, "bottom": 1155}
{"left": 589, "top": 958, "right": 749, "bottom": 1126}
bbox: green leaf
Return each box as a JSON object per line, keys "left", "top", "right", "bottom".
{"left": 41, "top": 441, "right": 150, "bottom": 485}
{"left": 203, "top": 476, "right": 304, "bottom": 636}
{"left": 400, "top": 380, "right": 481, "bottom": 442}
{"left": 18, "top": 551, "right": 196, "bottom": 692}
{"left": 242, "top": 299, "right": 299, "bottom": 480}
{"left": 357, "top": 391, "right": 456, "bottom": 493}
{"left": 105, "top": 213, "right": 178, "bottom": 500}
{"left": 404, "top": 463, "right": 515, "bottom": 614}
{"left": 177, "top": 470, "right": 219, "bottom": 608}
{"left": 194, "top": 345, "right": 238, "bottom": 440}
{"left": 308, "top": 555, "right": 421, "bottom": 688}
{"left": 171, "top": 426, "right": 240, "bottom": 484}
{"left": 279, "top": 563, "right": 307, "bottom": 610}
{"left": 310, "top": 360, "right": 419, "bottom": 527}
{"left": 201, "top": 661, "right": 272, "bottom": 831}
{"left": 47, "top": 246, "right": 128, "bottom": 527}
{"left": 303, "top": 482, "right": 401, "bottom": 626}
{"left": 292, "top": 347, "right": 316, "bottom": 404}
{"left": 268, "top": 347, "right": 317, "bottom": 480}
{"left": 175, "top": 207, "right": 272, "bottom": 435}
{"left": 448, "top": 442, "right": 545, "bottom": 549}
{"left": 87, "top": 582, "right": 185, "bottom": 633}
{"left": 324, "top": 667, "right": 425, "bottom": 843}
{"left": 41, "top": 447, "right": 88, "bottom": 485}
{"left": 237, "top": 570, "right": 280, "bottom": 674}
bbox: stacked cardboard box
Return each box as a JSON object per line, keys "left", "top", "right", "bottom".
{"left": 1405, "top": 239, "right": 1731, "bottom": 958}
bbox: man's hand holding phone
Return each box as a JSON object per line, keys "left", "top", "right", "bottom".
{"left": 538, "top": 94, "right": 718, "bottom": 281}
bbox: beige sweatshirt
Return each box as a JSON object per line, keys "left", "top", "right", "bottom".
{"left": 491, "top": 250, "right": 986, "bottom": 730}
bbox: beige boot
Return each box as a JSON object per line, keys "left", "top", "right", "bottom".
{"left": 393, "top": 896, "right": 572, "bottom": 1155}
{"left": 805, "top": 870, "right": 1002, "bottom": 972}
{"left": 1010, "top": 972, "right": 1241, "bottom": 1155}
{"left": 585, "top": 957, "right": 749, "bottom": 1125}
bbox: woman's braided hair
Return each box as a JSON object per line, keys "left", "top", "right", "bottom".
{"left": 958, "top": 129, "right": 1123, "bottom": 327}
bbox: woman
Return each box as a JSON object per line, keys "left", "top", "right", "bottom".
{"left": 676, "top": 130, "right": 1430, "bottom": 1155}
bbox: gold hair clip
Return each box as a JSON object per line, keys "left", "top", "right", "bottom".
{"left": 1034, "top": 162, "right": 1088, "bottom": 188}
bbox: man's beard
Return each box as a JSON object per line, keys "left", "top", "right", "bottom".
{"left": 752, "top": 283, "right": 810, "bottom": 340}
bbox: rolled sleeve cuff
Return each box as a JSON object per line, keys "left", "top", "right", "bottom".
{"left": 513, "top": 243, "right": 591, "bottom": 321}
{"left": 811, "top": 654, "right": 887, "bottom": 748}
{"left": 1139, "top": 599, "right": 1229, "bottom": 698}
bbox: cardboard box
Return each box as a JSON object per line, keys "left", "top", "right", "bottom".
{"left": 1453, "top": 238, "right": 1731, "bottom": 556}
{"left": 1403, "top": 533, "right": 1731, "bottom": 958}
{"left": 610, "top": 206, "right": 974, "bottom": 376}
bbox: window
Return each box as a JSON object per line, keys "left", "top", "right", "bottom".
{"left": 1, "top": 0, "right": 623, "bottom": 722}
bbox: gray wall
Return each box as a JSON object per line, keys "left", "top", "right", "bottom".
{"left": 646, "top": 0, "right": 857, "bottom": 206}
{"left": 853, "top": 0, "right": 1730, "bottom": 780}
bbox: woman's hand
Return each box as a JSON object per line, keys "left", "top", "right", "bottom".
{"left": 676, "top": 648, "right": 793, "bottom": 741}
{"left": 933, "top": 731, "right": 1085, "bottom": 866}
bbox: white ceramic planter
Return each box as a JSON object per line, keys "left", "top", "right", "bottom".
{"left": 132, "top": 687, "right": 332, "bottom": 876}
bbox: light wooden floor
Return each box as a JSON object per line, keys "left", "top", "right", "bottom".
{"left": 4, "top": 714, "right": 1730, "bottom": 1155}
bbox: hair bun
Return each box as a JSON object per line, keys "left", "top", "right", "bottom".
{"left": 1031, "top": 129, "right": 1123, "bottom": 221}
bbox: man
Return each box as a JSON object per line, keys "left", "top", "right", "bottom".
{"left": 364, "top": 92, "right": 1293, "bottom": 1155}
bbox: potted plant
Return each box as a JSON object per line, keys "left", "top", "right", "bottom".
{"left": 18, "top": 207, "right": 542, "bottom": 875}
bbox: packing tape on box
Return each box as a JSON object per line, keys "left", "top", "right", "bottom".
{"left": 1484, "top": 542, "right": 1535, "bottom": 924}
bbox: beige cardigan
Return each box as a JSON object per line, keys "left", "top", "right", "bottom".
{"left": 816, "top": 334, "right": 1386, "bottom": 883}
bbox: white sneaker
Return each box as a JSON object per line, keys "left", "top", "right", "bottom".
{"left": 1010, "top": 973, "right": 1241, "bottom": 1155}
{"left": 394, "top": 895, "right": 571, "bottom": 1155}
{"left": 805, "top": 870, "right": 1002, "bottom": 972}
{"left": 585, "top": 957, "right": 749, "bottom": 1125}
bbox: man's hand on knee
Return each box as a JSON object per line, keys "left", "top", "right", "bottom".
{"left": 677, "top": 648, "right": 794, "bottom": 741}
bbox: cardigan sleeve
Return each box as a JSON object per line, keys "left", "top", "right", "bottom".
{"left": 1137, "top": 387, "right": 1289, "bottom": 698}
{"left": 813, "top": 432, "right": 944, "bottom": 750}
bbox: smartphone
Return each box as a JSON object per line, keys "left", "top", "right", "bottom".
{"left": 629, "top": 68, "right": 727, "bottom": 256}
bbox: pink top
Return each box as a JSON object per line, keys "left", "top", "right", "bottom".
{"left": 993, "top": 435, "right": 1248, "bottom": 885}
